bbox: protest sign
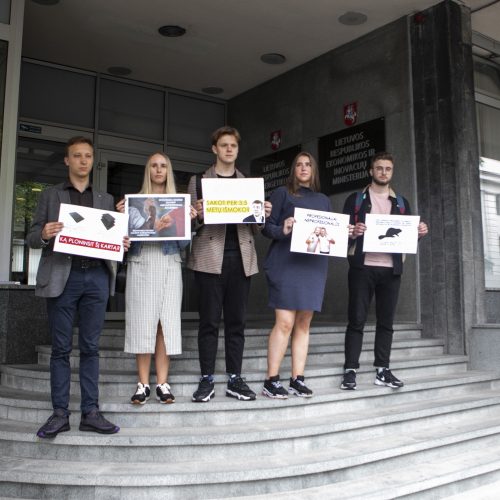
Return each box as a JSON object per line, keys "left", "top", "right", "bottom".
{"left": 125, "top": 194, "right": 191, "bottom": 241}
{"left": 54, "top": 203, "right": 128, "bottom": 261}
{"left": 201, "top": 178, "right": 265, "bottom": 224}
{"left": 290, "top": 207, "right": 350, "bottom": 258}
{"left": 363, "top": 214, "right": 420, "bottom": 254}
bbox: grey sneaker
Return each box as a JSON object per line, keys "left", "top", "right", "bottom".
{"left": 79, "top": 410, "right": 120, "bottom": 434}
{"left": 36, "top": 409, "right": 70, "bottom": 438}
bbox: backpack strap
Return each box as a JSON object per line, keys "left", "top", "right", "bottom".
{"left": 354, "top": 191, "right": 365, "bottom": 224}
{"left": 395, "top": 193, "right": 406, "bottom": 215}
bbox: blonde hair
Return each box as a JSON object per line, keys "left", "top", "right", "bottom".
{"left": 139, "top": 152, "right": 177, "bottom": 194}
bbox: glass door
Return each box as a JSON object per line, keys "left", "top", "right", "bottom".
{"left": 96, "top": 150, "right": 148, "bottom": 318}
{"left": 97, "top": 150, "right": 199, "bottom": 318}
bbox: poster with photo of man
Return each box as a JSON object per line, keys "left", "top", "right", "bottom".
{"left": 201, "top": 177, "right": 265, "bottom": 224}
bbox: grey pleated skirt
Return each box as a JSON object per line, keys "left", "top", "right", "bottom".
{"left": 124, "top": 244, "right": 183, "bottom": 355}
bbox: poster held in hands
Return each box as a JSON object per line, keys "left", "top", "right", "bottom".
{"left": 125, "top": 194, "right": 191, "bottom": 241}
{"left": 290, "top": 207, "right": 350, "bottom": 258}
{"left": 54, "top": 203, "right": 128, "bottom": 262}
{"left": 363, "top": 214, "right": 420, "bottom": 254}
{"left": 201, "top": 178, "right": 265, "bottom": 224}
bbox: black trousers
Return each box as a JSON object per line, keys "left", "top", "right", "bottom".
{"left": 194, "top": 254, "right": 251, "bottom": 375}
{"left": 344, "top": 266, "right": 401, "bottom": 370}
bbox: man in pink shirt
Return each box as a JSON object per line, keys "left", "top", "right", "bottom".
{"left": 340, "top": 152, "right": 428, "bottom": 391}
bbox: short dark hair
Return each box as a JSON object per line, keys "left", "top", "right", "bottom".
{"left": 65, "top": 136, "right": 94, "bottom": 157}
{"left": 370, "top": 152, "right": 394, "bottom": 169}
{"left": 211, "top": 126, "right": 241, "bottom": 146}
{"left": 252, "top": 200, "right": 263, "bottom": 205}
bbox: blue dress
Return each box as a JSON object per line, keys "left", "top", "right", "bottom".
{"left": 263, "top": 186, "right": 332, "bottom": 312}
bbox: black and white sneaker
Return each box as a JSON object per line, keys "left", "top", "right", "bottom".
{"left": 375, "top": 368, "right": 404, "bottom": 388}
{"left": 192, "top": 376, "right": 215, "bottom": 402}
{"left": 262, "top": 375, "right": 288, "bottom": 399}
{"left": 156, "top": 383, "right": 175, "bottom": 404}
{"left": 130, "top": 383, "right": 150, "bottom": 404}
{"left": 340, "top": 370, "right": 357, "bottom": 390}
{"left": 288, "top": 375, "right": 313, "bottom": 397}
{"left": 226, "top": 375, "right": 256, "bottom": 401}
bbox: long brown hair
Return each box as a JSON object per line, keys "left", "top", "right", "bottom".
{"left": 139, "top": 152, "right": 177, "bottom": 194}
{"left": 286, "top": 151, "right": 321, "bottom": 195}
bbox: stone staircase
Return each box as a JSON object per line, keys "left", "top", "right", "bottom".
{"left": 1, "top": 322, "right": 500, "bottom": 498}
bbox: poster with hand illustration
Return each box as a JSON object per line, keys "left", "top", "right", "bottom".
{"left": 290, "top": 207, "right": 350, "bottom": 258}
{"left": 363, "top": 214, "right": 420, "bottom": 254}
{"left": 125, "top": 194, "right": 191, "bottom": 241}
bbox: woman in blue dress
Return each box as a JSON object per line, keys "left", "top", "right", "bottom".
{"left": 262, "top": 152, "right": 334, "bottom": 399}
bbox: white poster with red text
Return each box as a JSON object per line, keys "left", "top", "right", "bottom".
{"left": 54, "top": 203, "right": 128, "bottom": 261}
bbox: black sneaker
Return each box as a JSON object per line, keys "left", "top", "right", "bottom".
{"left": 156, "top": 382, "right": 175, "bottom": 404}
{"left": 130, "top": 383, "right": 150, "bottom": 405}
{"left": 262, "top": 375, "right": 288, "bottom": 399}
{"left": 226, "top": 375, "right": 256, "bottom": 401}
{"left": 36, "top": 409, "right": 70, "bottom": 438}
{"left": 79, "top": 409, "right": 120, "bottom": 434}
{"left": 288, "top": 375, "right": 313, "bottom": 397}
{"left": 192, "top": 376, "right": 215, "bottom": 402}
{"left": 375, "top": 368, "right": 404, "bottom": 388}
{"left": 340, "top": 370, "right": 357, "bottom": 390}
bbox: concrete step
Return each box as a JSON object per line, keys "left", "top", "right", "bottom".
{"left": 37, "top": 337, "right": 445, "bottom": 371}
{"left": 442, "top": 480, "right": 500, "bottom": 499}
{"left": 89, "top": 324, "right": 424, "bottom": 349}
{"left": 2, "top": 412, "right": 500, "bottom": 498}
{"left": 2, "top": 389, "right": 500, "bottom": 464}
{"left": 0, "top": 368, "right": 493, "bottom": 428}
{"left": 228, "top": 444, "right": 500, "bottom": 499}
{"left": 0, "top": 353, "right": 465, "bottom": 397}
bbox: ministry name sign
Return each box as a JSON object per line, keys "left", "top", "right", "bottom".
{"left": 319, "top": 117, "right": 385, "bottom": 195}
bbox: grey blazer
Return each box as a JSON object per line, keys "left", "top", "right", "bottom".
{"left": 187, "top": 166, "right": 261, "bottom": 277}
{"left": 26, "top": 182, "right": 117, "bottom": 298}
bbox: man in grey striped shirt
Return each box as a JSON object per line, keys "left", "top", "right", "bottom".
{"left": 187, "top": 126, "right": 271, "bottom": 403}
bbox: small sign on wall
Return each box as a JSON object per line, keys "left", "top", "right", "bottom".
{"left": 270, "top": 130, "right": 281, "bottom": 151}
{"left": 344, "top": 102, "right": 358, "bottom": 126}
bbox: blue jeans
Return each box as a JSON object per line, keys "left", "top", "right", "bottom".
{"left": 46, "top": 264, "right": 109, "bottom": 414}
{"left": 344, "top": 266, "right": 401, "bottom": 370}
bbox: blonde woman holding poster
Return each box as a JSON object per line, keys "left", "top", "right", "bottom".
{"left": 262, "top": 152, "right": 332, "bottom": 399}
{"left": 116, "top": 153, "right": 196, "bottom": 405}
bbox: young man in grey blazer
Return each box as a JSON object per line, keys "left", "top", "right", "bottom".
{"left": 27, "top": 136, "right": 128, "bottom": 438}
{"left": 188, "top": 126, "right": 271, "bottom": 402}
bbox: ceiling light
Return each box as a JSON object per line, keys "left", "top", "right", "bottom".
{"left": 107, "top": 66, "right": 132, "bottom": 76}
{"left": 158, "top": 25, "right": 186, "bottom": 37}
{"left": 31, "top": 0, "right": 60, "bottom": 5}
{"left": 338, "top": 12, "right": 368, "bottom": 26}
{"left": 202, "top": 87, "right": 224, "bottom": 95}
{"left": 260, "top": 53, "right": 286, "bottom": 65}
